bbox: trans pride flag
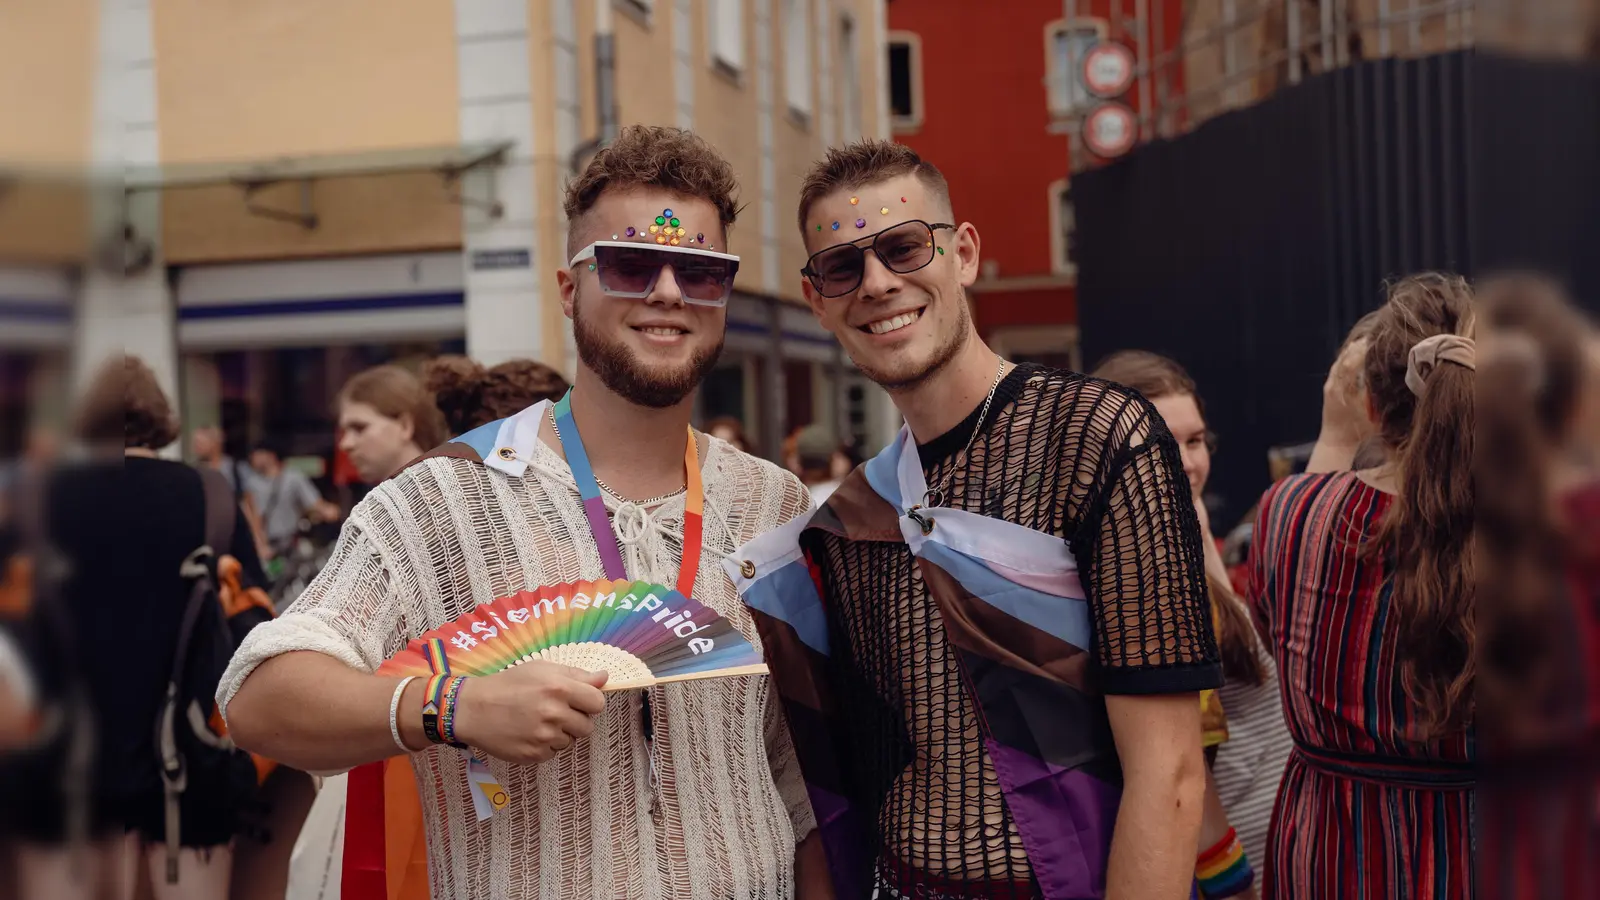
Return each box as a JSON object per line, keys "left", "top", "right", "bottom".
{"left": 724, "top": 426, "right": 1128, "bottom": 900}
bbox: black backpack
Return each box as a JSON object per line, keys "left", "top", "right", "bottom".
{"left": 153, "top": 467, "right": 273, "bottom": 882}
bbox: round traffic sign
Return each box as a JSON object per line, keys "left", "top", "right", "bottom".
{"left": 1082, "top": 42, "right": 1136, "bottom": 99}
{"left": 1082, "top": 103, "right": 1138, "bottom": 159}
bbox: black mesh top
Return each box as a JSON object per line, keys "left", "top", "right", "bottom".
{"left": 803, "top": 363, "right": 1221, "bottom": 894}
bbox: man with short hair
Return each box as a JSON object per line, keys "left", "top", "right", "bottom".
{"left": 221, "top": 125, "right": 824, "bottom": 900}
{"left": 728, "top": 141, "right": 1221, "bottom": 899}
{"left": 245, "top": 440, "right": 338, "bottom": 551}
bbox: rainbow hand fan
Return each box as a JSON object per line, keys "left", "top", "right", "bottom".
{"left": 376, "top": 578, "right": 768, "bottom": 690}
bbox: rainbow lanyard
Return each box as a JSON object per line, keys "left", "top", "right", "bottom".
{"left": 552, "top": 390, "right": 704, "bottom": 597}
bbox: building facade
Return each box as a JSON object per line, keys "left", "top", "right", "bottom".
{"left": 884, "top": 0, "right": 1187, "bottom": 371}
{"left": 0, "top": 0, "right": 895, "bottom": 462}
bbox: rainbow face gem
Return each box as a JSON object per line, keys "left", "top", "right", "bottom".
{"left": 696, "top": 232, "right": 705, "bottom": 243}
{"left": 625, "top": 226, "right": 637, "bottom": 237}
{"left": 880, "top": 206, "right": 889, "bottom": 215}
{"left": 670, "top": 218, "right": 681, "bottom": 228}
{"left": 831, "top": 222, "right": 840, "bottom": 230}
{"left": 655, "top": 216, "right": 666, "bottom": 226}
{"left": 816, "top": 224, "right": 822, "bottom": 232}
{"left": 855, "top": 218, "right": 866, "bottom": 228}
{"left": 937, "top": 247, "right": 945, "bottom": 255}
{"left": 664, "top": 208, "right": 674, "bottom": 218}
{"left": 901, "top": 196, "right": 908, "bottom": 203}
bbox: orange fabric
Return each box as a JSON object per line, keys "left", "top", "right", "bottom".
{"left": 0, "top": 555, "right": 33, "bottom": 617}
{"left": 216, "top": 555, "right": 278, "bottom": 619}
{"left": 384, "top": 759, "right": 431, "bottom": 900}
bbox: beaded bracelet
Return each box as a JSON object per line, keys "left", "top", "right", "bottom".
{"left": 1196, "top": 827, "right": 1254, "bottom": 899}
{"left": 439, "top": 675, "right": 468, "bottom": 748}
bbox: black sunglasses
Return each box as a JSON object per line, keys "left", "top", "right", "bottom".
{"left": 801, "top": 219, "right": 955, "bottom": 298}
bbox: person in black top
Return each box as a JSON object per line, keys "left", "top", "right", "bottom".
{"left": 787, "top": 141, "right": 1221, "bottom": 899}
{"left": 6, "top": 356, "right": 267, "bottom": 900}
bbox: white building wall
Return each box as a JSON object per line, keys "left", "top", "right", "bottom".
{"left": 456, "top": 0, "right": 543, "bottom": 367}
{"left": 78, "top": 0, "right": 175, "bottom": 403}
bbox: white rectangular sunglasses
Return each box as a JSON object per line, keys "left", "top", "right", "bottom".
{"left": 569, "top": 240, "right": 742, "bottom": 307}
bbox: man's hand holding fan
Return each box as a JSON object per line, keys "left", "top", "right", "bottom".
{"left": 448, "top": 662, "right": 608, "bottom": 765}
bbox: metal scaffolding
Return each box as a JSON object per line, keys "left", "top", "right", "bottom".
{"left": 1056, "top": 0, "right": 1508, "bottom": 171}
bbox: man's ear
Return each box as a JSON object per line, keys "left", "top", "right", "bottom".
{"left": 955, "top": 222, "right": 981, "bottom": 289}
{"left": 801, "top": 278, "right": 826, "bottom": 322}
{"left": 557, "top": 266, "right": 578, "bottom": 320}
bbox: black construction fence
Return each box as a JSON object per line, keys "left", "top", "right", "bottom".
{"left": 1072, "top": 48, "right": 1600, "bottom": 530}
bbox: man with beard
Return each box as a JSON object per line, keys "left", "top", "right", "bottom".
{"left": 221, "top": 125, "right": 826, "bottom": 900}
{"left": 726, "top": 141, "right": 1222, "bottom": 899}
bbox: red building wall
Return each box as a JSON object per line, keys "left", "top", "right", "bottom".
{"left": 887, "top": 0, "right": 1186, "bottom": 360}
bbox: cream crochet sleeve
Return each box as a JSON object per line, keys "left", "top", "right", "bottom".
{"left": 216, "top": 512, "right": 408, "bottom": 728}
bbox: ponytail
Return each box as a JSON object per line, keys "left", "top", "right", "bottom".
{"left": 1362, "top": 274, "right": 1476, "bottom": 738}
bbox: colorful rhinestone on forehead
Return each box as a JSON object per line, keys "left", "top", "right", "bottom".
{"left": 849, "top": 196, "right": 859, "bottom": 205}
{"left": 625, "top": 226, "right": 636, "bottom": 237}
{"left": 880, "top": 206, "right": 889, "bottom": 215}
{"left": 855, "top": 218, "right": 867, "bottom": 228}
{"left": 831, "top": 221, "right": 840, "bottom": 230}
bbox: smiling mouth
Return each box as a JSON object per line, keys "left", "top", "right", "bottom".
{"left": 862, "top": 310, "right": 923, "bottom": 335}
{"left": 634, "top": 325, "right": 689, "bottom": 337}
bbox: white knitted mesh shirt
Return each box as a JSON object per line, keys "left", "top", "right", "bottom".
{"left": 218, "top": 431, "right": 817, "bottom": 900}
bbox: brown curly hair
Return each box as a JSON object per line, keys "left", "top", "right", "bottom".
{"left": 424, "top": 356, "right": 571, "bottom": 434}
{"left": 76, "top": 355, "right": 178, "bottom": 449}
{"left": 563, "top": 124, "right": 741, "bottom": 258}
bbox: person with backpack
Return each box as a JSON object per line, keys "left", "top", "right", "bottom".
{"left": 7, "top": 355, "right": 280, "bottom": 900}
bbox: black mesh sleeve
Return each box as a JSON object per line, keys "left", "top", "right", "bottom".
{"left": 1078, "top": 404, "right": 1222, "bottom": 695}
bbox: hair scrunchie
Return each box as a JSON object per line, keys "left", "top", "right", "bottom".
{"left": 1406, "top": 333, "right": 1476, "bottom": 397}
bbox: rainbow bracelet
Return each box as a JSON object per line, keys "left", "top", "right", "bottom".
{"left": 439, "top": 675, "right": 468, "bottom": 748}
{"left": 1196, "top": 827, "right": 1254, "bottom": 898}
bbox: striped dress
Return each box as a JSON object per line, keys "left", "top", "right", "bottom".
{"left": 1248, "top": 472, "right": 1474, "bottom": 899}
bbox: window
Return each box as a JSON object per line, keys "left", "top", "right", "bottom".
{"left": 783, "top": 0, "right": 812, "bottom": 115}
{"left": 1046, "top": 19, "right": 1108, "bottom": 117}
{"left": 710, "top": 0, "right": 744, "bottom": 73}
{"left": 839, "top": 13, "right": 863, "bottom": 139}
{"left": 887, "top": 31, "right": 923, "bottom": 131}
{"left": 1048, "top": 178, "right": 1077, "bottom": 277}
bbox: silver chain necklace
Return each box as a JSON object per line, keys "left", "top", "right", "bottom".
{"left": 548, "top": 407, "right": 686, "bottom": 507}
{"left": 913, "top": 356, "right": 1007, "bottom": 527}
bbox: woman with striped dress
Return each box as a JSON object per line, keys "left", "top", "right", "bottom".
{"left": 1248, "top": 273, "right": 1476, "bottom": 899}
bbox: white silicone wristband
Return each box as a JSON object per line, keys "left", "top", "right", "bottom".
{"left": 389, "top": 676, "right": 419, "bottom": 754}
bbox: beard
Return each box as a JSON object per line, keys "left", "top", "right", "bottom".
{"left": 854, "top": 290, "right": 972, "bottom": 391}
{"left": 571, "top": 290, "right": 724, "bottom": 408}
